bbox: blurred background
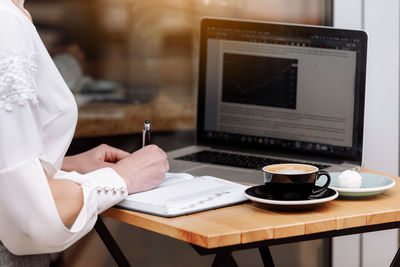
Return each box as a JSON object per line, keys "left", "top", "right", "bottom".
{"left": 26, "top": 0, "right": 331, "bottom": 137}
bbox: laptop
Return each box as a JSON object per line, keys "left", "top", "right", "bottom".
{"left": 168, "top": 18, "right": 368, "bottom": 185}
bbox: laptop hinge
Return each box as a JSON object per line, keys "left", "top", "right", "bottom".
{"left": 208, "top": 144, "right": 345, "bottom": 165}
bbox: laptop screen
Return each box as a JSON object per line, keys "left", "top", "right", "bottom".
{"left": 197, "top": 18, "right": 367, "bottom": 163}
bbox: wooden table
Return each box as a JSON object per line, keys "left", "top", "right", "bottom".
{"left": 96, "top": 169, "right": 400, "bottom": 266}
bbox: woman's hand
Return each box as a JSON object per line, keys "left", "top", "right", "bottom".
{"left": 62, "top": 144, "right": 169, "bottom": 194}
{"left": 62, "top": 144, "right": 130, "bottom": 174}
{"left": 112, "top": 145, "right": 169, "bottom": 194}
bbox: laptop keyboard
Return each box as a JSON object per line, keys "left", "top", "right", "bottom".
{"left": 175, "top": 150, "right": 330, "bottom": 170}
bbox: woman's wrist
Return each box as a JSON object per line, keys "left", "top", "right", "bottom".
{"left": 61, "top": 156, "right": 75, "bottom": 172}
{"left": 111, "top": 165, "right": 130, "bottom": 192}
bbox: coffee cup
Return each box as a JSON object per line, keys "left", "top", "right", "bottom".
{"left": 262, "top": 163, "right": 331, "bottom": 200}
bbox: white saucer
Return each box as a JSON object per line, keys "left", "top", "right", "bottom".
{"left": 245, "top": 185, "right": 338, "bottom": 210}
{"left": 316, "top": 172, "right": 396, "bottom": 198}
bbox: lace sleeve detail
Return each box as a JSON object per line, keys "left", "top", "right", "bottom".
{"left": 0, "top": 48, "right": 39, "bottom": 112}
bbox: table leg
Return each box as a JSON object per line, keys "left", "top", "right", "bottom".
{"left": 258, "top": 246, "right": 275, "bottom": 267}
{"left": 390, "top": 246, "right": 400, "bottom": 267}
{"left": 94, "top": 216, "right": 131, "bottom": 267}
{"left": 211, "top": 251, "right": 239, "bottom": 267}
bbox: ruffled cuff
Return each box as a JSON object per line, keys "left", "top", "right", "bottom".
{"left": 54, "top": 168, "right": 128, "bottom": 213}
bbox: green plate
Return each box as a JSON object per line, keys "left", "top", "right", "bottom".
{"left": 316, "top": 172, "right": 395, "bottom": 198}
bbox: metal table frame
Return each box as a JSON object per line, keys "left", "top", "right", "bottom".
{"left": 94, "top": 216, "right": 400, "bottom": 267}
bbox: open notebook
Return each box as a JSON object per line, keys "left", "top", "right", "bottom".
{"left": 116, "top": 173, "right": 249, "bottom": 217}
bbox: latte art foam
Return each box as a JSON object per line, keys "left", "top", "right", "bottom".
{"left": 264, "top": 163, "right": 317, "bottom": 174}
{"left": 276, "top": 167, "right": 307, "bottom": 175}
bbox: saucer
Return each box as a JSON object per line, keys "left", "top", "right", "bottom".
{"left": 316, "top": 172, "right": 396, "bottom": 198}
{"left": 245, "top": 185, "right": 338, "bottom": 210}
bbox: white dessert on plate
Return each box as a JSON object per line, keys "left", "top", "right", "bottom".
{"left": 316, "top": 171, "right": 395, "bottom": 198}
{"left": 337, "top": 170, "right": 362, "bottom": 188}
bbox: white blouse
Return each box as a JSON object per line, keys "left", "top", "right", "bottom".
{"left": 0, "top": 0, "right": 128, "bottom": 255}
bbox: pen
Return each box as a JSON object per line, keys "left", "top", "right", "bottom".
{"left": 142, "top": 120, "right": 151, "bottom": 147}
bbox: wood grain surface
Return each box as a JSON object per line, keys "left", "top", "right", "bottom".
{"left": 102, "top": 169, "right": 400, "bottom": 249}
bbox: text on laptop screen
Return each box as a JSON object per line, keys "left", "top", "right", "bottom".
{"left": 197, "top": 19, "right": 367, "bottom": 162}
